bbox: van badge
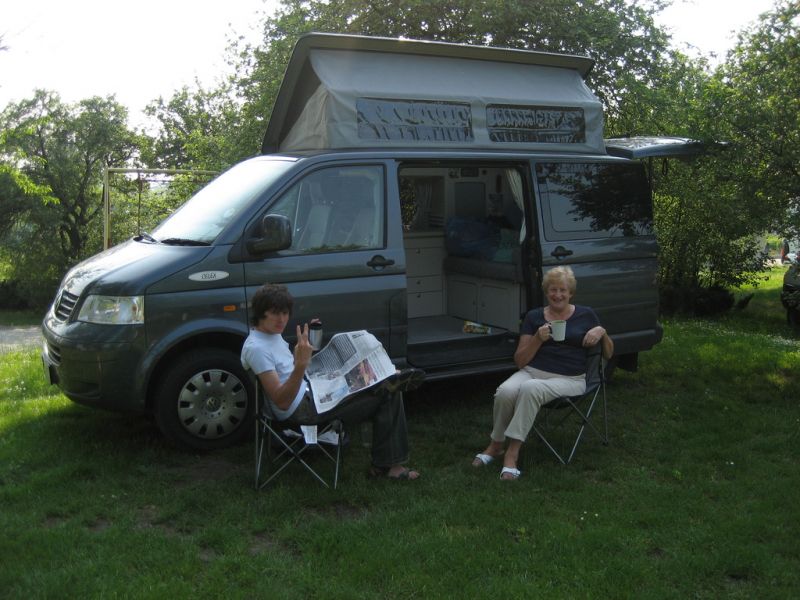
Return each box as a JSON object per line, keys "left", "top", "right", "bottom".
{"left": 188, "top": 271, "right": 229, "bottom": 282}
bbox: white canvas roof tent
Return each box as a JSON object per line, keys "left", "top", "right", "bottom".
{"left": 262, "top": 33, "right": 606, "bottom": 155}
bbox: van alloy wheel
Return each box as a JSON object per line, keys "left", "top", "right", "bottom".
{"left": 155, "top": 349, "right": 253, "bottom": 450}
{"left": 175, "top": 367, "right": 248, "bottom": 439}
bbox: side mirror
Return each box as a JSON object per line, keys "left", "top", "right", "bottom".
{"left": 246, "top": 214, "right": 292, "bottom": 255}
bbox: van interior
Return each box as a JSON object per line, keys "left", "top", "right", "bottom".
{"left": 399, "top": 163, "right": 531, "bottom": 369}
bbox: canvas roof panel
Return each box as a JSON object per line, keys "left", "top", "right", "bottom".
{"left": 263, "top": 33, "right": 606, "bottom": 155}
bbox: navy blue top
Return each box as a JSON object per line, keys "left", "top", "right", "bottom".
{"left": 520, "top": 305, "right": 600, "bottom": 375}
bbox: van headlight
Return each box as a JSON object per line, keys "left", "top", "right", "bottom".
{"left": 77, "top": 295, "right": 144, "bottom": 325}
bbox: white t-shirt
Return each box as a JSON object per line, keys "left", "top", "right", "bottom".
{"left": 241, "top": 329, "right": 307, "bottom": 419}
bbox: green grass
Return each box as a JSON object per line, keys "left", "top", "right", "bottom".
{"left": 712, "top": 266, "right": 796, "bottom": 336}
{"left": 2, "top": 273, "right": 799, "bottom": 598}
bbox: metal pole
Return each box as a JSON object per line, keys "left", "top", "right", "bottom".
{"left": 103, "top": 165, "right": 110, "bottom": 250}
{"left": 101, "top": 167, "right": 218, "bottom": 250}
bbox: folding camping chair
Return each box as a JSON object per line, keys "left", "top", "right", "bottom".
{"left": 531, "top": 344, "right": 608, "bottom": 464}
{"left": 253, "top": 374, "right": 345, "bottom": 490}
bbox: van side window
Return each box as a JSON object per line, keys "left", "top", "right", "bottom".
{"left": 536, "top": 162, "right": 653, "bottom": 241}
{"left": 268, "top": 165, "right": 385, "bottom": 254}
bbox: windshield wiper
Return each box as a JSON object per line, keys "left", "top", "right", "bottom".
{"left": 159, "top": 237, "right": 211, "bottom": 247}
{"left": 134, "top": 231, "right": 159, "bottom": 243}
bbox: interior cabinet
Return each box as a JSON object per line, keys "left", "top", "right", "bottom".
{"left": 446, "top": 273, "right": 520, "bottom": 331}
{"left": 404, "top": 233, "right": 446, "bottom": 318}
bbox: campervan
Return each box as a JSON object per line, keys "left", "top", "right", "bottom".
{"left": 42, "top": 34, "right": 693, "bottom": 449}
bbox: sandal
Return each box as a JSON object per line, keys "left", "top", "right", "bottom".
{"left": 369, "top": 465, "right": 420, "bottom": 481}
{"left": 500, "top": 467, "right": 521, "bottom": 480}
{"left": 472, "top": 452, "right": 503, "bottom": 467}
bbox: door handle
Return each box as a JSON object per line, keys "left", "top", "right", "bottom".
{"left": 551, "top": 246, "right": 573, "bottom": 259}
{"left": 367, "top": 255, "right": 395, "bottom": 269}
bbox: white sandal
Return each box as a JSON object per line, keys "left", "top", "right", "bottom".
{"left": 500, "top": 467, "right": 521, "bottom": 480}
{"left": 472, "top": 452, "right": 502, "bottom": 467}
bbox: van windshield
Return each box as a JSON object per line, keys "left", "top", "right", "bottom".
{"left": 152, "top": 158, "right": 295, "bottom": 244}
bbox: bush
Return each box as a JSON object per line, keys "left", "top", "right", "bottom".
{"left": 660, "top": 284, "right": 735, "bottom": 317}
{"left": 0, "top": 241, "right": 63, "bottom": 310}
{"left": 0, "top": 279, "right": 29, "bottom": 310}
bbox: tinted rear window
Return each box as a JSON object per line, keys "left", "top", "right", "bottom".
{"left": 536, "top": 162, "right": 652, "bottom": 241}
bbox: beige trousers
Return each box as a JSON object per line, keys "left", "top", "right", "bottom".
{"left": 491, "top": 367, "right": 586, "bottom": 442}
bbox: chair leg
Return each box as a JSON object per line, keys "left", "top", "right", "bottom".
{"left": 255, "top": 416, "right": 270, "bottom": 489}
{"left": 256, "top": 420, "right": 347, "bottom": 490}
{"left": 533, "top": 386, "right": 607, "bottom": 465}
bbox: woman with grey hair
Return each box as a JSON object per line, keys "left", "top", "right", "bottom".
{"left": 471, "top": 266, "right": 613, "bottom": 480}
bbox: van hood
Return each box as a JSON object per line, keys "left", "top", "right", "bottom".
{"left": 61, "top": 240, "right": 209, "bottom": 297}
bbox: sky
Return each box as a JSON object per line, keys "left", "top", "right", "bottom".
{"left": 0, "top": 0, "right": 779, "bottom": 128}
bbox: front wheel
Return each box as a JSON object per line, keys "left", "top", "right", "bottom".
{"left": 154, "top": 349, "right": 253, "bottom": 450}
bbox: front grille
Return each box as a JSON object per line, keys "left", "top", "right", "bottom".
{"left": 46, "top": 341, "right": 62, "bottom": 365}
{"left": 54, "top": 290, "right": 79, "bottom": 322}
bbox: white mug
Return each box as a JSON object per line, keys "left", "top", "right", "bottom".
{"left": 548, "top": 320, "right": 566, "bottom": 342}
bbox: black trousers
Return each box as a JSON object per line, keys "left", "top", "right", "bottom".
{"left": 292, "top": 390, "right": 410, "bottom": 468}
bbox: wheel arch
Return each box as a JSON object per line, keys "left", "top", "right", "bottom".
{"left": 145, "top": 331, "right": 248, "bottom": 413}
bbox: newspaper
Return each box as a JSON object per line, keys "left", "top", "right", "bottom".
{"left": 306, "top": 330, "right": 396, "bottom": 413}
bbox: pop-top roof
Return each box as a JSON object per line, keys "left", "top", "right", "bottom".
{"left": 262, "top": 33, "right": 606, "bottom": 155}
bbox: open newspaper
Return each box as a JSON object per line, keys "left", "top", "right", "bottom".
{"left": 306, "top": 330, "right": 396, "bottom": 413}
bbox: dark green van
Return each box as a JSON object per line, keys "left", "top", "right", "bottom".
{"left": 42, "top": 34, "right": 686, "bottom": 449}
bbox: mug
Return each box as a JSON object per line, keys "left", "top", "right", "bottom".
{"left": 548, "top": 320, "right": 566, "bottom": 342}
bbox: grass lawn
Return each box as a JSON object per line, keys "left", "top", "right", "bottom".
{"left": 1, "top": 268, "right": 798, "bottom": 598}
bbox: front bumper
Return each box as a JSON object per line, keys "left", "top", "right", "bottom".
{"left": 41, "top": 318, "right": 147, "bottom": 413}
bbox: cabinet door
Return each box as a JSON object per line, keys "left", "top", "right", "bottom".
{"left": 408, "top": 292, "right": 444, "bottom": 318}
{"left": 479, "top": 282, "right": 513, "bottom": 328}
{"left": 405, "top": 245, "right": 446, "bottom": 276}
{"left": 447, "top": 277, "right": 478, "bottom": 320}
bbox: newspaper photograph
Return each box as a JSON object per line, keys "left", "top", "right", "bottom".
{"left": 306, "top": 330, "right": 396, "bottom": 413}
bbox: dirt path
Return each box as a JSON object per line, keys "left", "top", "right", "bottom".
{"left": 0, "top": 326, "right": 42, "bottom": 353}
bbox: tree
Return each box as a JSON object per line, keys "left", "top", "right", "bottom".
{"left": 148, "top": 0, "right": 677, "bottom": 166}
{"left": 0, "top": 90, "right": 140, "bottom": 305}
{"left": 222, "top": 0, "right": 673, "bottom": 158}
{"left": 712, "top": 0, "right": 800, "bottom": 241}
{"left": 143, "top": 82, "right": 248, "bottom": 170}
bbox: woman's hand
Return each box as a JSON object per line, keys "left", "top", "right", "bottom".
{"left": 582, "top": 326, "right": 606, "bottom": 347}
{"left": 537, "top": 323, "right": 551, "bottom": 341}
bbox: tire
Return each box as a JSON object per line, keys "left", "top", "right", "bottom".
{"left": 154, "top": 348, "right": 253, "bottom": 451}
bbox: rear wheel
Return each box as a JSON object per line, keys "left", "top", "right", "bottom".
{"left": 154, "top": 349, "right": 253, "bottom": 450}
